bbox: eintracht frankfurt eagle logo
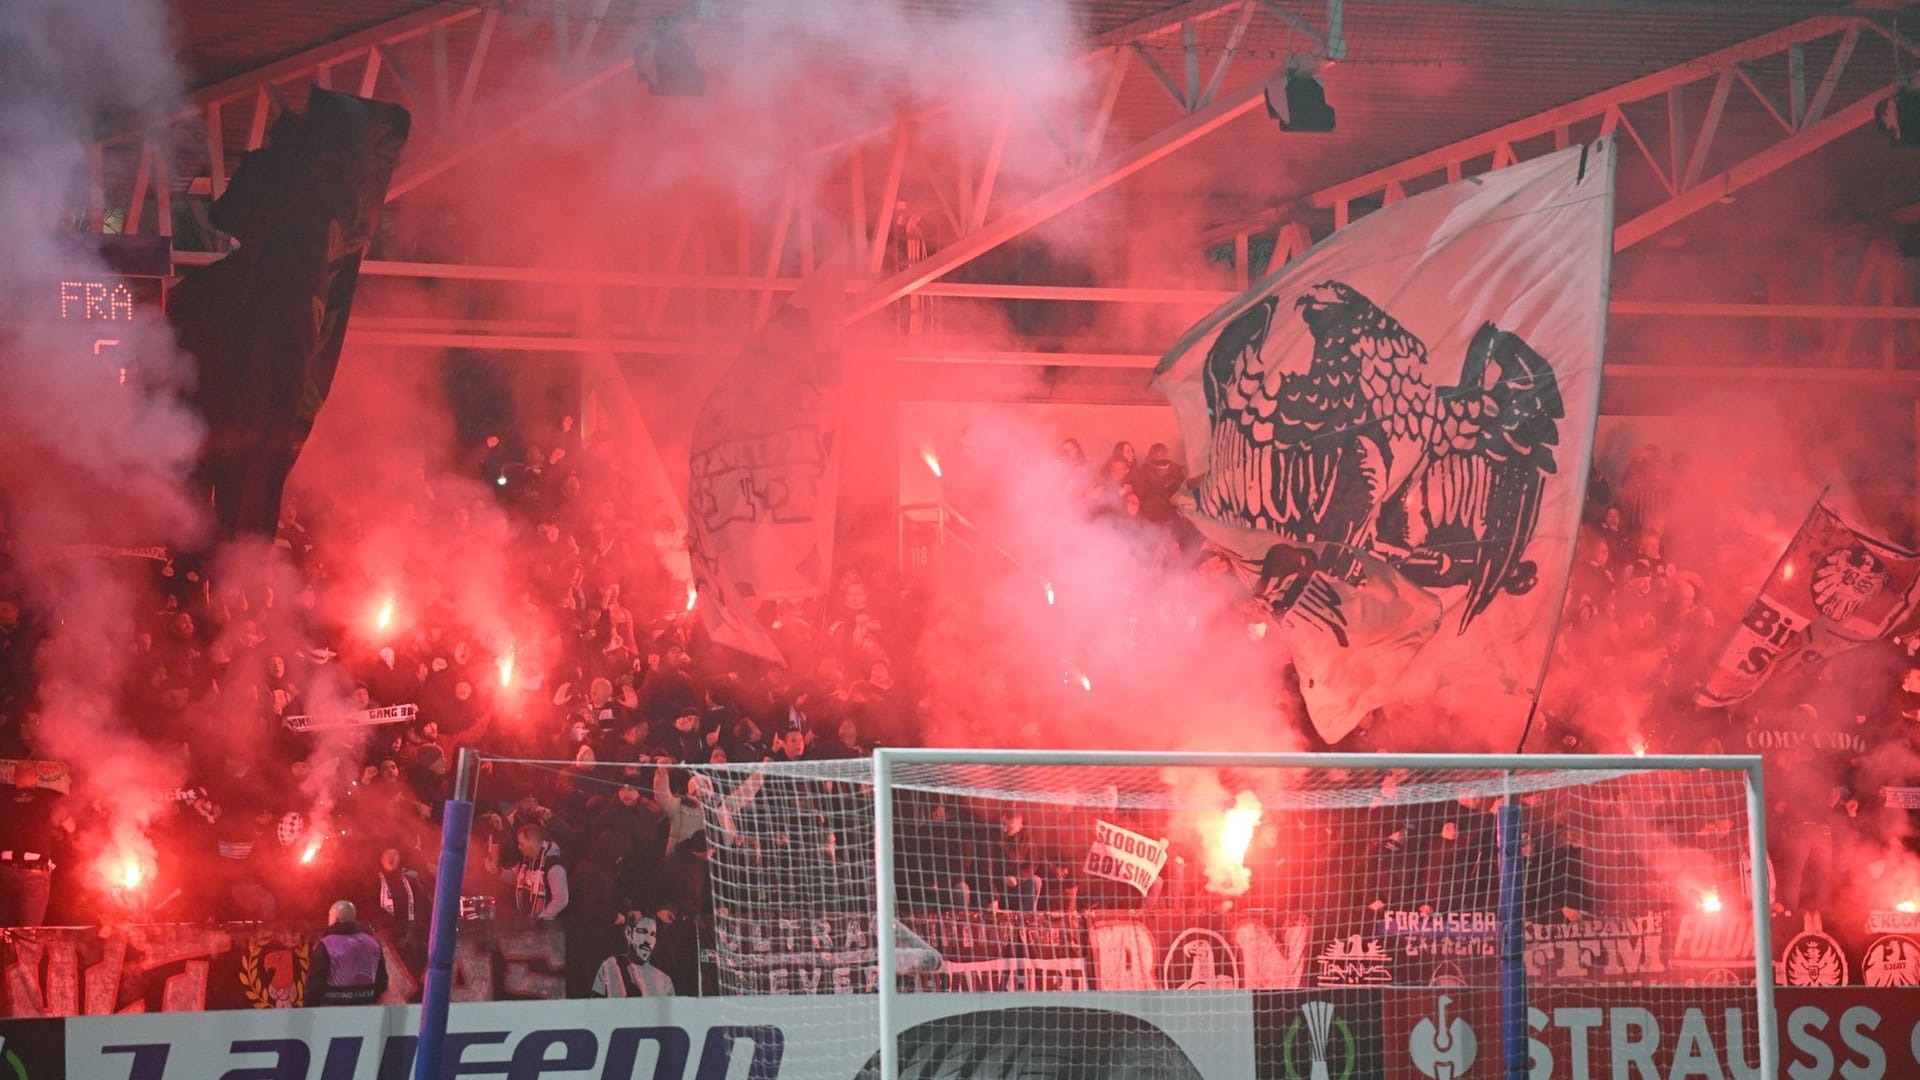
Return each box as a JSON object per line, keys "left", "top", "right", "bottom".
{"left": 1810, "top": 544, "right": 1887, "bottom": 622}
{"left": 1198, "top": 281, "right": 1564, "bottom": 634}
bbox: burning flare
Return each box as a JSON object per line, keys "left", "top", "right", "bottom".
{"left": 1205, "top": 792, "right": 1263, "bottom": 896}
{"left": 1898, "top": 900, "right": 1918, "bottom": 914}
{"left": 374, "top": 595, "right": 395, "bottom": 632}
{"left": 300, "top": 837, "right": 323, "bottom": 866}
{"left": 1044, "top": 581, "right": 1055, "bottom": 606}
{"left": 685, "top": 582, "right": 698, "bottom": 613}
{"left": 921, "top": 450, "right": 942, "bottom": 479}
{"left": 497, "top": 645, "right": 516, "bottom": 689}
{"left": 1699, "top": 888, "right": 1723, "bottom": 914}
{"left": 98, "top": 848, "right": 149, "bottom": 894}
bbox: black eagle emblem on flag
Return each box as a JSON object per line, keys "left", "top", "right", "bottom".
{"left": 1197, "top": 281, "right": 1565, "bottom": 633}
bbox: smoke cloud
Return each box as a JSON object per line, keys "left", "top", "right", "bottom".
{"left": 0, "top": 0, "right": 202, "bottom": 890}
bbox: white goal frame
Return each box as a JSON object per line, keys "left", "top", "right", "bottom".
{"left": 871, "top": 748, "right": 1776, "bottom": 1080}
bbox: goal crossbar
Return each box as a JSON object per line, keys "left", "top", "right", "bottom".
{"left": 872, "top": 748, "right": 1775, "bottom": 1080}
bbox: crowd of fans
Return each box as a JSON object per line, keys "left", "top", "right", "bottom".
{"left": 0, "top": 416, "right": 937, "bottom": 994}
{"left": 1544, "top": 445, "right": 1920, "bottom": 922}
{"left": 0, "top": 426, "right": 1917, "bottom": 998}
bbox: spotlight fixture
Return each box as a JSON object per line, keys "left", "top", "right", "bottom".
{"left": 1877, "top": 89, "right": 1919, "bottom": 148}
{"left": 1264, "top": 72, "right": 1335, "bottom": 133}
{"left": 641, "top": 22, "right": 705, "bottom": 98}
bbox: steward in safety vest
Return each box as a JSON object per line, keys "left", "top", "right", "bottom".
{"left": 307, "top": 900, "right": 389, "bottom": 1005}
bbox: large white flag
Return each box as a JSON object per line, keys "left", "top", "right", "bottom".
{"left": 1154, "top": 141, "right": 1616, "bottom": 743}
{"left": 686, "top": 265, "right": 846, "bottom": 663}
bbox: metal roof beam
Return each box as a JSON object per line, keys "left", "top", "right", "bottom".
{"left": 113, "top": 3, "right": 478, "bottom": 140}
{"left": 1615, "top": 86, "right": 1893, "bottom": 249}
{"left": 1200, "top": 13, "right": 1898, "bottom": 277}
{"left": 1310, "top": 15, "right": 1860, "bottom": 214}
{"left": 1091, "top": 0, "right": 1247, "bottom": 48}
{"left": 842, "top": 73, "right": 1278, "bottom": 324}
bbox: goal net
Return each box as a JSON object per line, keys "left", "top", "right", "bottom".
{"left": 868, "top": 750, "right": 1775, "bottom": 1080}
{"left": 453, "top": 752, "right": 1773, "bottom": 1080}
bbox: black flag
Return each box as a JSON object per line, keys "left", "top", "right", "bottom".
{"left": 168, "top": 88, "right": 410, "bottom": 542}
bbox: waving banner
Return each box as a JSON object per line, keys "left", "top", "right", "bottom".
{"left": 1154, "top": 141, "right": 1616, "bottom": 743}
{"left": 1697, "top": 500, "right": 1920, "bottom": 707}
{"left": 685, "top": 265, "right": 846, "bottom": 662}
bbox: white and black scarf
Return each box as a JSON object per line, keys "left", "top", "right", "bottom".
{"left": 379, "top": 869, "right": 416, "bottom": 923}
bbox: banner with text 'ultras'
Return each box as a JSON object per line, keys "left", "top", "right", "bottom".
{"left": 1154, "top": 141, "right": 1616, "bottom": 744}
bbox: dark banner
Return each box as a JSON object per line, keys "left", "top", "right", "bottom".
{"left": 1085, "top": 907, "right": 1317, "bottom": 991}
{"left": 708, "top": 911, "right": 877, "bottom": 996}
{"left": 0, "top": 921, "right": 562, "bottom": 1016}
{"left": 168, "top": 88, "right": 410, "bottom": 541}
{"left": 909, "top": 910, "right": 1087, "bottom": 992}
{"left": 6, "top": 904, "right": 1914, "bottom": 1016}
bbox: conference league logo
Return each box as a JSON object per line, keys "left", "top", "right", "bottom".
{"left": 1254, "top": 991, "right": 1380, "bottom": 1080}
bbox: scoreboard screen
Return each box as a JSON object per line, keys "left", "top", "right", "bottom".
{"left": 51, "top": 276, "right": 165, "bottom": 361}
{"left": 3, "top": 237, "right": 168, "bottom": 322}
{"left": 57, "top": 277, "right": 160, "bottom": 324}
{"left": 13, "top": 275, "right": 168, "bottom": 379}
{"left": 2, "top": 238, "right": 171, "bottom": 376}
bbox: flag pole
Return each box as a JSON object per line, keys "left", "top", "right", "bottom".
{"left": 1515, "top": 137, "right": 1617, "bottom": 755}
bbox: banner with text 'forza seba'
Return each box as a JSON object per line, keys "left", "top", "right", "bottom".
{"left": 1154, "top": 142, "right": 1616, "bottom": 744}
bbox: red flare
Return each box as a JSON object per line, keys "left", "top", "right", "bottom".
{"left": 1205, "top": 792, "right": 1263, "bottom": 896}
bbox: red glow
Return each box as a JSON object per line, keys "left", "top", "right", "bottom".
{"left": 97, "top": 849, "right": 149, "bottom": 894}
{"left": 1205, "top": 792, "right": 1263, "bottom": 896}
{"left": 1781, "top": 562, "right": 1795, "bottom": 582}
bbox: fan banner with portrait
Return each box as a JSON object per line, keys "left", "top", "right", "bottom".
{"left": 1154, "top": 141, "right": 1617, "bottom": 743}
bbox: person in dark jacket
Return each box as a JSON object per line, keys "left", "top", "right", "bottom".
{"left": 307, "top": 900, "right": 389, "bottom": 1005}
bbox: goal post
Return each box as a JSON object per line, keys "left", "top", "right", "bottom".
{"left": 872, "top": 749, "right": 1776, "bottom": 1080}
